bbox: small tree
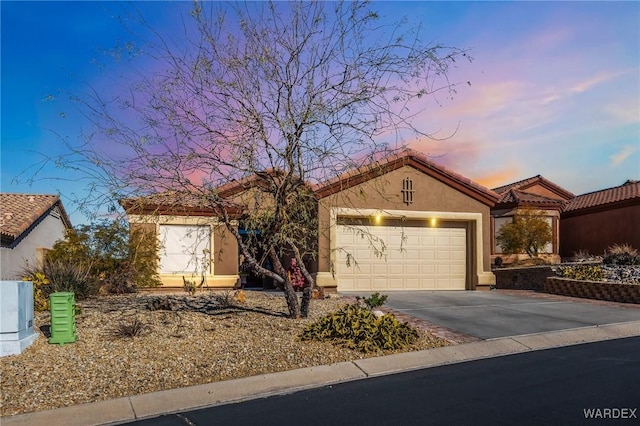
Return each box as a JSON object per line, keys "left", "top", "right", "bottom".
{"left": 496, "top": 209, "right": 552, "bottom": 258}
{"left": 46, "top": 219, "right": 161, "bottom": 292}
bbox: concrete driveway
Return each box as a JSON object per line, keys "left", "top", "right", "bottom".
{"left": 341, "top": 290, "right": 640, "bottom": 339}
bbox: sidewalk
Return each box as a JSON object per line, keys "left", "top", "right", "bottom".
{"left": 4, "top": 320, "right": 640, "bottom": 426}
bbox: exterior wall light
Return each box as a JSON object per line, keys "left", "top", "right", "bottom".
{"left": 430, "top": 218, "right": 437, "bottom": 227}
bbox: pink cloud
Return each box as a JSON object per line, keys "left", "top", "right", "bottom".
{"left": 473, "top": 165, "right": 522, "bottom": 189}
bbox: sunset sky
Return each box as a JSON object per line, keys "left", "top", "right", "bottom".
{"left": 2, "top": 1, "right": 639, "bottom": 224}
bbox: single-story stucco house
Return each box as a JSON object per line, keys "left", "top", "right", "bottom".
{"left": 121, "top": 149, "right": 500, "bottom": 292}
{"left": 0, "top": 193, "right": 73, "bottom": 279}
{"left": 491, "top": 175, "right": 575, "bottom": 263}
{"left": 491, "top": 177, "right": 640, "bottom": 262}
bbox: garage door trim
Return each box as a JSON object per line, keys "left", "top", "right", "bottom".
{"left": 324, "top": 207, "right": 494, "bottom": 290}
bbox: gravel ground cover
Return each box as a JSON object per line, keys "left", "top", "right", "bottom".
{"left": 1, "top": 291, "right": 449, "bottom": 417}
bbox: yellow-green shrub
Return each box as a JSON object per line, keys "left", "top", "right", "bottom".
{"left": 22, "top": 272, "right": 50, "bottom": 312}
{"left": 559, "top": 265, "right": 604, "bottom": 281}
{"left": 300, "top": 304, "right": 418, "bottom": 353}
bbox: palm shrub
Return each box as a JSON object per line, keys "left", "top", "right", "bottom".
{"left": 300, "top": 304, "right": 418, "bottom": 353}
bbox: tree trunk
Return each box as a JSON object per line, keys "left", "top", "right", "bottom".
{"left": 289, "top": 241, "right": 315, "bottom": 318}
{"left": 269, "top": 248, "right": 301, "bottom": 319}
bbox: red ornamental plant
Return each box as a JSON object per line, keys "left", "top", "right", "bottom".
{"left": 289, "top": 258, "right": 305, "bottom": 292}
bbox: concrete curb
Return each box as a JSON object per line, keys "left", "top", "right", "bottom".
{"left": 4, "top": 321, "right": 640, "bottom": 426}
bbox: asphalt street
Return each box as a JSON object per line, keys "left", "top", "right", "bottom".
{"left": 126, "top": 336, "right": 640, "bottom": 426}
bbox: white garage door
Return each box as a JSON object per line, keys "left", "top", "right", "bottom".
{"left": 336, "top": 224, "right": 466, "bottom": 290}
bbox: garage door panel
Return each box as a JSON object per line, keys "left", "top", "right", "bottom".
{"left": 388, "top": 234, "right": 404, "bottom": 246}
{"left": 388, "top": 278, "right": 405, "bottom": 289}
{"left": 437, "top": 251, "right": 451, "bottom": 260}
{"left": 372, "top": 264, "right": 387, "bottom": 275}
{"left": 354, "top": 264, "right": 372, "bottom": 275}
{"left": 452, "top": 250, "right": 466, "bottom": 261}
{"left": 372, "top": 278, "right": 388, "bottom": 289}
{"left": 421, "top": 250, "right": 436, "bottom": 261}
{"left": 405, "top": 264, "right": 420, "bottom": 274}
{"left": 389, "top": 249, "right": 404, "bottom": 260}
{"left": 388, "top": 264, "right": 404, "bottom": 275}
{"left": 421, "top": 278, "right": 436, "bottom": 289}
{"left": 355, "top": 248, "right": 374, "bottom": 260}
{"left": 452, "top": 236, "right": 466, "bottom": 245}
{"left": 420, "top": 235, "right": 436, "bottom": 246}
{"left": 338, "top": 232, "right": 355, "bottom": 245}
{"left": 437, "top": 236, "right": 451, "bottom": 245}
{"left": 405, "top": 249, "right": 420, "bottom": 260}
{"left": 437, "top": 264, "right": 451, "bottom": 274}
{"left": 355, "top": 278, "right": 372, "bottom": 290}
{"left": 421, "top": 264, "right": 436, "bottom": 274}
{"left": 336, "top": 224, "right": 466, "bottom": 291}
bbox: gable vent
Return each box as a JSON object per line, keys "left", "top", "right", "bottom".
{"left": 402, "top": 177, "right": 414, "bottom": 205}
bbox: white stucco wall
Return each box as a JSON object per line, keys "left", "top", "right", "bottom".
{"left": 0, "top": 207, "right": 68, "bottom": 279}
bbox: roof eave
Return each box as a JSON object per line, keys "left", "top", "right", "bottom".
{"left": 314, "top": 154, "right": 499, "bottom": 207}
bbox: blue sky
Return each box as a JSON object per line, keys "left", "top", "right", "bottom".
{"left": 2, "top": 1, "right": 639, "bottom": 225}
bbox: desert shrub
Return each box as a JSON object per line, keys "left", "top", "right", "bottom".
{"left": 22, "top": 258, "right": 95, "bottom": 301}
{"left": 556, "top": 265, "right": 604, "bottom": 281}
{"left": 111, "top": 318, "right": 148, "bottom": 338}
{"left": 128, "top": 226, "right": 162, "bottom": 288}
{"left": 356, "top": 292, "right": 388, "bottom": 309}
{"left": 603, "top": 244, "right": 640, "bottom": 266}
{"left": 572, "top": 250, "right": 598, "bottom": 262}
{"left": 22, "top": 272, "right": 50, "bottom": 312}
{"left": 45, "top": 219, "right": 160, "bottom": 293}
{"left": 43, "top": 259, "right": 95, "bottom": 299}
{"left": 101, "top": 262, "right": 138, "bottom": 294}
{"left": 211, "top": 290, "right": 245, "bottom": 307}
{"left": 183, "top": 276, "right": 205, "bottom": 295}
{"left": 300, "top": 304, "right": 418, "bottom": 353}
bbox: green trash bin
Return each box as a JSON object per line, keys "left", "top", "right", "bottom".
{"left": 49, "top": 292, "right": 77, "bottom": 345}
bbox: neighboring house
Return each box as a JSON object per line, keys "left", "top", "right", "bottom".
{"left": 491, "top": 175, "right": 574, "bottom": 263}
{"left": 560, "top": 180, "right": 640, "bottom": 257}
{"left": 122, "top": 149, "right": 499, "bottom": 292}
{"left": 0, "top": 194, "right": 73, "bottom": 279}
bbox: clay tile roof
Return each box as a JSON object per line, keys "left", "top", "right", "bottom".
{"left": 313, "top": 148, "right": 500, "bottom": 206}
{"left": 0, "top": 193, "right": 71, "bottom": 242}
{"left": 492, "top": 175, "right": 543, "bottom": 195}
{"left": 564, "top": 180, "right": 640, "bottom": 213}
{"left": 492, "top": 175, "right": 574, "bottom": 203}
{"left": 120, "top": 190, "right": 243, "bottom": 217}
{"left": 500, "top": 189, "right": 566, "bottom": 206}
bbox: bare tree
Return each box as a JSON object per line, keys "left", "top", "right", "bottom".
{"left": 58, "top": 1, "right": 470, "bottom": 318}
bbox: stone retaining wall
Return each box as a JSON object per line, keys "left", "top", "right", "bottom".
{"left": 493, "top": 266, "right": 556, "bottom": 291}
{"left": 545, "top": 277, "right": 640, "bottom": 304}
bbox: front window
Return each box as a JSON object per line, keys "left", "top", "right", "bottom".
{"left": 158, "top": 225, "right": 211, "bottom": 275}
